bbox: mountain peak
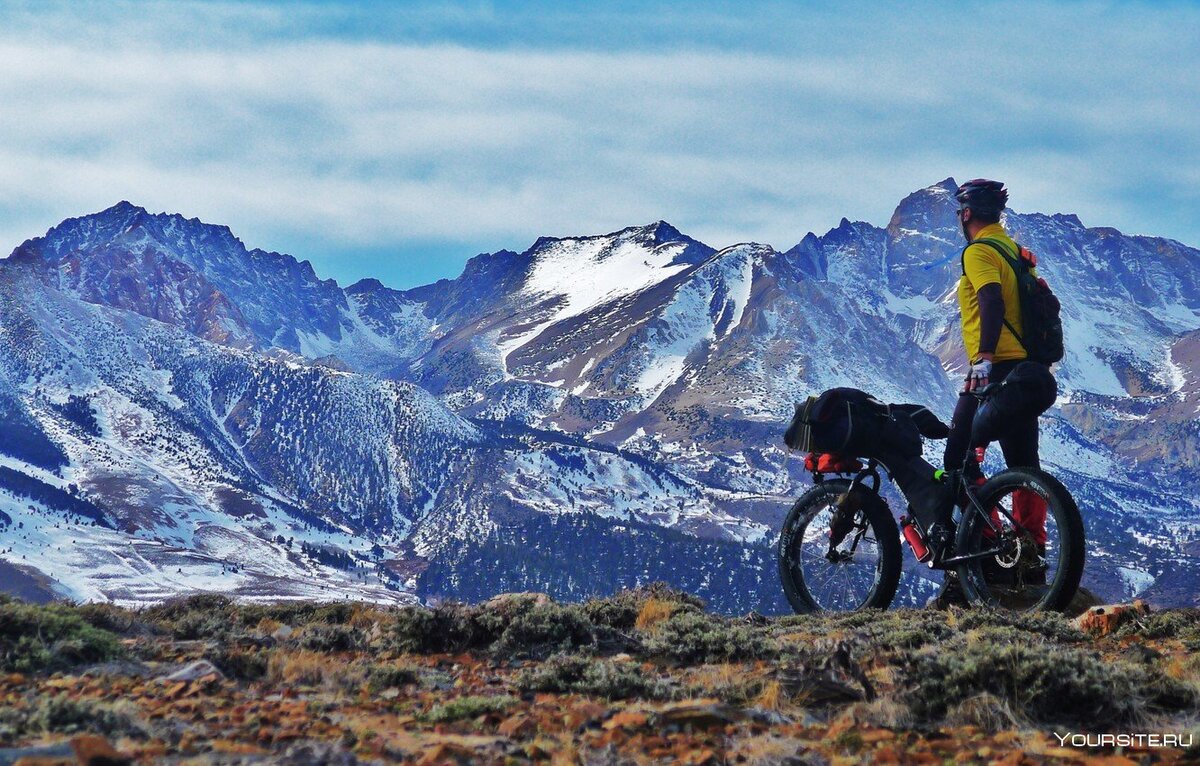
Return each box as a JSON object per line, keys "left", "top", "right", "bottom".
{"left": 644, "top": 219, "right": 684, "bottom": 241}
{"left": 930, "top": 177, "right": 958, "bottom": 194}
{"left": 347, "top": 277, "right": 387, "bottom": 295}
{"left": 529, "top": 220, "right": 703, "bottom": 253}
{"left": 891, "top": 178, "right": 961, "bottom": 228}
{"left": 101, "top": 200, "right": 147, "bottom": 217}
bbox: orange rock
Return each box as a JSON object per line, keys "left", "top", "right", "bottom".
{"left": 524, "top": 739, "right": 555, "bottom": 759}
{"left": 210, "top": 740, "right": 266, "bottom": 755}
{"left": 655, "top": 701, "right": 742, "bottom": 730}
{"left": 677, "top": 749, "right": 720, "bottom": 766}
{"left": 871, "top": 746, "right": 902, "bottom": 764}
{"left": 499, "top": 713, "right": 538, "bottom": 739}
{"left": 416, "top": 743, "right": 476, "bottom": 765}
{"left": 70, "top": 735, "right": 132, "bottom": 766}
{"left": 563, "top": 701, "right": 608, "bottom": 730}
{"left": 1074, "top": 600, "right": 1151, "bottom": 636}
{"left": 163, "top": 681, "right": 189, "bottom": 700}
{"left": 824, "top": 719, "right": 853, "bottom": 740}
{"left": 603, "top": 710, "right": 649, "bottom": 730}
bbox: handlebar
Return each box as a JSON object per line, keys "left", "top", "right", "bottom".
{"left": 963, "top": 381, "right": 1004, "bottom": 401}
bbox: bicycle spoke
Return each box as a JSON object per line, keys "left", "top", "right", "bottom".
{"left": 965, "top": 481, "right": 1067, "bottom": 612}
{"left": 781, "top": 483, "right": 894, "bottom": 613}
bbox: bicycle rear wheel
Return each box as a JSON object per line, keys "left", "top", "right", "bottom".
{"left": 954, "top": 467, "right": 1085, "bottom": 612}
{"left": 778, "top": 480, "right": 902, "bottom": 613}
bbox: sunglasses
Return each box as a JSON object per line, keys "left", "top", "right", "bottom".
{"left": 956, "top": 208, "right": 968, "bottom": 218}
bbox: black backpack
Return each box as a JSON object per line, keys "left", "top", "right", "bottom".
{"left": 964, "top": 238, "right": 1064, "bottom": 364}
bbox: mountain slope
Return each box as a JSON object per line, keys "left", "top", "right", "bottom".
{"left": 0, "top": 266, "right": 774, "bottom": 607}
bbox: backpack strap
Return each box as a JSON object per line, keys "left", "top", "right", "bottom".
{"left": 962, "top": 238, "right": 1027, "bottom": 349}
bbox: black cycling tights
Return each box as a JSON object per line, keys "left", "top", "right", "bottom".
{"left": 943, "top": 360, "right": 1040, "bottom": 475}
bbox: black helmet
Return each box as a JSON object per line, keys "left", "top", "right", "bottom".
{"left": 955, "top": 179, "right": 1008, "bottom": 216}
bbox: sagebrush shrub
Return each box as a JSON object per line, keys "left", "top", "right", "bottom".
{"left": 642, "top": 611, "right": 775, "bottom": 663}
{"left": 516, "top": 654, "right": 671, "bottom": 700}
{"left": 896, "top": 640, "right": 1195, "bottom": 726}
{"left": 0, "top": 600, "right": 122, "bottom": 673}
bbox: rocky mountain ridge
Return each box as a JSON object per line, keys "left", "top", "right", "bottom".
{"left": 2, "top": 180, "right": 1197, "bottom": 609}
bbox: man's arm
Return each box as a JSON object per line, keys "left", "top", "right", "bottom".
{"left": 975, "top": 283, "right": 1004, "bottom": 360}
{"left": 962, "top": 245, "right": 1003, "bottom": 390}
{"left": 964, "top": 245, "right": 1004, "bottom": 362}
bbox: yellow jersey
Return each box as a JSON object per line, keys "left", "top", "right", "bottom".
{"left": 957, "top": 223, "right": 1033, "bottom": 363}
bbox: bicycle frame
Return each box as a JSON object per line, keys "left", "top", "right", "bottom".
{"left": 825, "top": 451, "right": 1022, "bottom": 568}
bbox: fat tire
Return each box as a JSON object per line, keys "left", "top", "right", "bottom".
{"left": 778, "top": 480, "right": 902, "bottom": 613}
{"left": 955, "top": 467, "right": 1085, "bottom": 612}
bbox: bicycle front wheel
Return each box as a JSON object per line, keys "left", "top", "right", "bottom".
{"left": 955, "top": 467, "right": 1085, "bottom": 612}
{"left": 778, "top": 480, "right": 901, "bottom": 613}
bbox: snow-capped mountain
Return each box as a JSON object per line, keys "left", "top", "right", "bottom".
{"left": 2, "top": 182, "right": 1197, "bottom": 610}
{"left": 0, "top": 247, "right": 770, "bottom": 608}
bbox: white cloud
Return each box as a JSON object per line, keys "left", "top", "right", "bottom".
{"left": 0, "top": 1, "right": 1197, "bottom": 285}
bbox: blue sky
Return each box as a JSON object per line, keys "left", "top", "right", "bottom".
{"left": 1, "top": 1, "right": 1198, "bottom": 288}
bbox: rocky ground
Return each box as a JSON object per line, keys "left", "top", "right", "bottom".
{"left": 1, "top": 587, "right": 1198, "bottom": 765}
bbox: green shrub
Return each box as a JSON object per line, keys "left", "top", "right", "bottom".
{"left": 492, "top": 604, "right": 596, "bottom": 658}
{"left": 896, "top": 640, "right": 1195, "bottom": 726}
{"left": 237, "top": 601, "right": 358, "bottom": 629}
{"left": 1112, "top": 609, "right": 1200, "bottom": 643}
{"left": 642, "top": 611, "right": 775, "bottom": 663}
{"left": 388, "top": 604, "right": 493, "bottom": 654}
{"left": 206, "top": 646, "right": 269, "bottom": 682}
{"left": 165, "top": 610, "right": 234, "bottom": 641}
{"left": 296, "top": 624, "right": 361, "bottom": 652}
{"left": 516, "top": 654, "right": 671, "bottom": 700}
{"left": 74, "top": 602, "right": 147, "bottom": 636}
{"left": 583, "top": 583, "right": 705, "bottom": 631}
{"left": 819, "top": 610, "right": 956, "bottom": 652}
{"left": 0, "top": 697, "right": 145, "bottom": 741}
{"left": 774, "top": 609, "right": 885, "bottom": 633}
{"left": 425, "top": 695, "right": 517, "bottom": 723}
{"left": 953, "top": 609, "right": 1084, "bottom": 644}
{"left": 366, "top": 664, "right": 420, "bottom": 693}
{"left": 387, "top": 601, "right": 602, "bottom": 659}
{"left": 0, "top": 600, "right": 123, "bottom": 673}
{"left": 141, "top": 593, "right": 233, "bottom": 623}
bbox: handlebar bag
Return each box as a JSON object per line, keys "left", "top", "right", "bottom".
{"left": 784, "top": 388, "right": 935, "bottom": 459}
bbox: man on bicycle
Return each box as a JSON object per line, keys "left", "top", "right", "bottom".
{"left": 934, "top": 179, "right": 1048, "bottom": 604}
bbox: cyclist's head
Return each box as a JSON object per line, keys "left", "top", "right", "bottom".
{"left": 954, "top": 179, "right": 1007, "bottom": 240}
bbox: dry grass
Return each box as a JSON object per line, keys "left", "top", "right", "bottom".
{"left": 852, "top": 696, "right": 916, "bottom": 728}
{"left": 348, "top": 604, "right": 391, "bottom": 630}
{"left": 753, "top": 680, "right": 783, "bottom": 710}
{"left": 268, "top": 650, "right": 330, "bottom": 687}
{"left": 634, "top": 598, "right": 678, "bottom": 632}
{"left": 944, "top": 693, "right": 1022, "bottom": 733}
{"left": 683, "top": 663, "right": 761, "bottom": 704}
{"left": 1165, "top": 654, "right": 1200, "bottom": 684}
{"left": 549, "top": 740, "right": 582, "bottom": 766}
